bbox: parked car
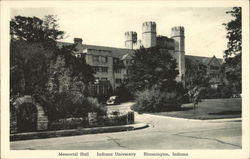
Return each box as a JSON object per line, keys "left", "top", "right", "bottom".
{"left": 106, "top": 96, "right": 120, "bottom": 105}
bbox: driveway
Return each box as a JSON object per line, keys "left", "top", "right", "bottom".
{"left": 10, "top": 102, "right": 241, "bottom": 150}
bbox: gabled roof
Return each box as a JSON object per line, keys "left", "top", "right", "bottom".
{"left": 121, "top": 52, "right": 134, "bottom": 60}
{"left": 185, "top": 55, "right": 223, "bottom": 66}
{"left": 207, "top": 56, "right": 223, "bottom": 65}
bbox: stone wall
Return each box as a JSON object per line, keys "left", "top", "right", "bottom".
{"left": 10, "top": 95, "right": 48, "bottom": 133}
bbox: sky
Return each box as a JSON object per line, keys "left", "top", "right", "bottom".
{"left": 11, "top": 6, "right": 234, "bottom": 58}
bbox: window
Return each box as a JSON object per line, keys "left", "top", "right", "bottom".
{"left": 131, "top": 59, "right": 134, "bottom": 64}
{"left": 92, "top": 67, "right": 99, "bottom": 73}
{"left": 113, "top": 58, "right": 118, "bottom": 63}
{"left": 116, "top": 78, "right": 122, "bottom": 84}
{"left": 101, "top": 77, "right": 108, "bottom": 81}
{"left": 93, "top": 85, "right": 98, "bottom": 96}
{"left": 101, "top": 56, "right": 108, "bottom": 63}
{"left": 210, "top": 65, "right": 219, "bottom": 70}
{"left": 101, "top": 67, "right": 108, "bottom": 73}
{"left": 199, "top": 65, "right": 206, "bottom": 70}
{"left": 126, "top": 69, "right": 130, "bottom": 74}
{"left": 210, "top": 73, "right": 219, "bottom": 78}
{"left": 99, "top": 86, "right": 103, "bottom": 95}
{"left": 93, "top": 56, "right": 99, "bottom": 62}
{"left": 114, "top": 68, "right": 121, "bottom": 73}
{"left": 126, "top": 59, "right": 129, "bottom": 64}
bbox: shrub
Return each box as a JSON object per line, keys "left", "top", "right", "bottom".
{"left": 86, "top": 97, "right": 107, "bottom": 116}
{"left": 219, "top": 85, "right": 234, "bottom": 98}
{"left": 49, "top": 117, "right": 89, "bottom": 130}
{"left": 133, "top": 86, "right": 183, "bottom": 112}
{"left": 127, "top": 111, "right": 134, "bottom": 124}
{"left": 115, "top": 84, "right": 134, "bottom": 102}
{"left": 69, "top": 95, "right": 107, "bottom": 118}
{"left": 189, "top": 85, "right": 233, "bottom": 100}
{"left": 40, "top": 91, "right": 107, "bottom": 121}
{"left": 98, "top": 111, "right": 135, "bottom": 126}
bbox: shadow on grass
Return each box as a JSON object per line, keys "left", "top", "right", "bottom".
{"left": 136, "top": 106, "right": 194, "bottom": 114}
{"left": 209, "top": 110, "right": 241, "bottom": 115}
{"left": 177, "top": 107, "right": 194, "bottom": 111}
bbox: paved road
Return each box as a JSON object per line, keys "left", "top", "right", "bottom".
{"left": 10, "top": 102, "right": 241, "bottom": 150}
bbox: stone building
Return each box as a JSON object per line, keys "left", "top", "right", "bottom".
{"left": 59, "top": 21, "right": 223, "bottom": 95}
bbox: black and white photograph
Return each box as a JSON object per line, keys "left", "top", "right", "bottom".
{"left": 1, "top": 0, "right": 249, "bottom": 159}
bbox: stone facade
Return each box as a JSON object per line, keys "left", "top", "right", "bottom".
{"left": 171, "top": 26, "right": 185, "bottom": 85}
{"left": 10, "top": 95, "right": 48, "bottom": 133}
{"left": 58, "top": 21, "right": 223, "bottom": 95}
{"left": 185, "top": 55, "right": 223, "bottom": 89}
{"left": 142, "top": 21, "right": 157, "bottom": 48}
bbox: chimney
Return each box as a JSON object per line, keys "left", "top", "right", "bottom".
{"left": 74, "top": 38, "right": 83, "bottom": 44}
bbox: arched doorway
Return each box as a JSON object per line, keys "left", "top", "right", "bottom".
{"left": 17, "top": 103, "right": 37, "bottom": 133}
{"left": 10, "top": 96, "right": 48, "bottom": 134}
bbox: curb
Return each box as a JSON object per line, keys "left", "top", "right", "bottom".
{"left": 140, "top": 113, "right": 242, "bottom": 122}
{"left": 10, "top": 123, "right": 148, "bottom": 141}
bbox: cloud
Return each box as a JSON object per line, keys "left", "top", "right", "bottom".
{"left": 11, "top": 7, "right": 233, "bottom": 58}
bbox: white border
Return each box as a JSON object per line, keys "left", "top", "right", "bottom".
{"left": 1, "top": 1, "right": 249, "bottom": 159}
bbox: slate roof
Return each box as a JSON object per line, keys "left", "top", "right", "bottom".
{"left": 57, "top": 41, "right": 223, "bottom": 65}
{"left": 185, "top": 55, "right": 223, "bottom": 66}
{"left": 57, "top": 41, "right": 134, "bottom": 59}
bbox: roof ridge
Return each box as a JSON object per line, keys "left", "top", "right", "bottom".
{"left": 186, "top": 55, "right": 223, "bottom": 60}
{"left": 57, "top": 41, "right": 131, "bottom": 51}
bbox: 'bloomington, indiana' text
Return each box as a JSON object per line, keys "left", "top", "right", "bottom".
{"left": 58, "top": 151, "right": 188, "bottom": 157}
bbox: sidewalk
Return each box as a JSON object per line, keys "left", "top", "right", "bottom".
{"left": 10, "top": 123, "right": 148, "bottom": 141}
{"left": 142, "top": 113, "right": 242, "bottom": 122}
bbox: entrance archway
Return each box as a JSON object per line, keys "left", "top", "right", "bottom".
{"left": 10, "top": 95, "right": 48, "bottom": 133}
{"left": 17, "top": 103, "right": 37, "bottom": 132}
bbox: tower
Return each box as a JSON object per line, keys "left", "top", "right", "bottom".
{"left": 171, "top": 26, "right": 185, "bottom": 86}
{"left": 142, "top": 21, "right": 157, "bottom": 48}
{"left": 124, "top": 31, "right": 137, "bottom": 49}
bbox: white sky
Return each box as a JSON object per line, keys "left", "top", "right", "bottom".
{"left": 11, "top": 6, "right": 233, "bottom": 58}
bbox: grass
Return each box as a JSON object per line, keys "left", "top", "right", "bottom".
{"left": 150, "top": 98, "right": 242, "bottom": 120}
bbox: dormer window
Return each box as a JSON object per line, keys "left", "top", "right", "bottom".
{"left": 93, "top": 55, "right": 99, "bottom": 62}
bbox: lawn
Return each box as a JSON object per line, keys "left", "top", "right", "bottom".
{"left": 151, "top": 98, "right": 242, "bottom": 120}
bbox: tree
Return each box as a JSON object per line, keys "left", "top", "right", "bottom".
{"left": 127, "top": 46, "right": 185, "bottom": 112}
{"left": 10, "top": 15, "right": 97, "bottom": 121}
{"left": 10, "top": 15, "right": 64, "bottom": 97}
{"left": 127, "top": 46, "right": 179, "bottom": 93}
{"left": 10, "top": 15, "right": 64, "bottom": 46}
{"left": 10, "top": 40, "right": 53, "bottom": 96}
{"left": 223, "top": 7, "right": 242, "bottom": 94}
{"left": 223, "top": 7, "right": 241, "bottom": 57}
{"left": 185, "top": 70, "right": 211, "bottom": 102}
{"left": 186, "top": 86, "right": 202, "bottom": 108}
{"left": 186, "top": 71, "right": 210, "bottom": 90}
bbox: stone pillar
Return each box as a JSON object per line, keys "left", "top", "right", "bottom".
{"left": 88, "top": 112, "right": 98, "bottom": 126}
{"left": 37, "top": 106, "right": 48, "bottom": 130}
